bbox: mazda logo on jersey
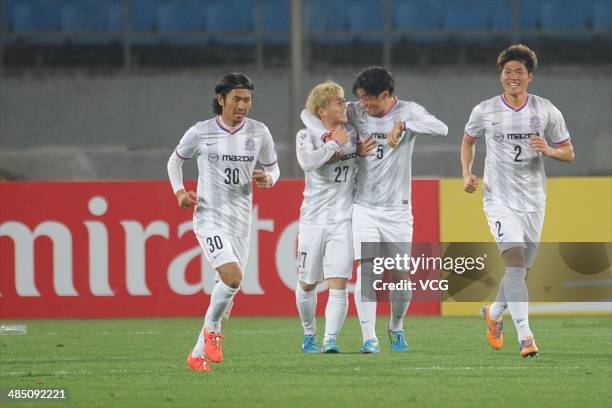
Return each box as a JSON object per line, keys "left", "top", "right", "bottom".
{"left": 222, "top": 154, "right": 255, "bottom": 162}
{"left": 208, "top": 153, "right": 219, "bottom": 162}
{"left": 493, "top": 132, "right": 504, "bottom": 142}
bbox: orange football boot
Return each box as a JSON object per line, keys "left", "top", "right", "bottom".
{"left": 204, "top": 328, "right": 224, "bottom": 363}
{"left": 482, "top": 305, "right": 504, "bottom": 350}
{"left": 519, "top": 336, "right": 539, "bottom": 358}
{"left": 187, "top": 353, "right": 211, "bottom": 372}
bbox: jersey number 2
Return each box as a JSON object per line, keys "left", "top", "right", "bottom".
{"left": 514, "top": 145, "right": 522, "bottom": 162}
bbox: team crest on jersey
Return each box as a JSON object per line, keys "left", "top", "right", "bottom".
{"left": 494, "top": 132, "right": 504, "bottom": 142}
{"left": 530, "top": 116, "right": 542, "bottom": 133}
{"left": 244, "top": 138, "right": 256, "bottom": 151}
{"left": 208, "top": 153, "right": 219, "bottom": 162}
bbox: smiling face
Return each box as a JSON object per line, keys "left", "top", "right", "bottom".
{"left": 500, "top": 60, "right": 533, "bottom": 98}
{"left": 218, "top": 88, "right": 252, "bottom": 126}
{"left": 318, "top": 95, "right": 347, "bottom": 128}
{"left": 356, "top": 88, "right": 393, "bottom": 117}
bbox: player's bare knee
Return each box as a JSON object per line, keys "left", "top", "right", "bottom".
{"left": 299, "top": 281, "right": 316, "bottom": 291}
{"left": 502, "top": 246, "right": 526, "bottom": 267}
{"left": 327, "top": 278, "right": 347, "bottom": 290}
{"left": 217, "top": 262, "right": 243, "bottom": 288}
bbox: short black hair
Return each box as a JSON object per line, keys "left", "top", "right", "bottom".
{"left": 352, "top": 66, "right": 394, "bottom": 97}
{"left": 212, "top": 72, "right": 254, "bottom": 115}
{"left": 497, "top": 44, "right": 538, "bottom": 73}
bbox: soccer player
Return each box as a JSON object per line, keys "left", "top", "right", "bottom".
{"left": 302, "top": 67, "right": 448, "bottom": 353}
{"left": 295, "top": 80, "right": 374, "bottom": 354}
{"left": 167, "top": 73, "right": 279, "bottom": 372}
{"left": 461, "top": 44, "right": 574, "bottom": 358}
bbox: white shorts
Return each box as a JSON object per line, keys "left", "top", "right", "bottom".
{"left": 194, "top": 225, "right": 249, "bottom": 270}
{"left": 484, "top": 204, "right": 545, "bottom": 267}
{"left": 352, "top": 203, "right": 413, "bottom": 261}
{"left": 297, "top": 220, "right": 353, "bottom": 285}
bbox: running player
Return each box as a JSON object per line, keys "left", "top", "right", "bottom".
{"left": 167, "top": 73, "right": 279, "bottom": 371}
{"left": 461, "top": 44, "right": 574, "bottom": 358}
{"left": 295, "top": 80, "right": 374, "bottom": 354}
{"left": 302, "top": 67, "right": 448, "bottom": 353}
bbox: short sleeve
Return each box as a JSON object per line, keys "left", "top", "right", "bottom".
{"left": 259, "top": 125, "right": 278, "bottom": 166}
{"left": 464, "top": 104, "right": 485, "bottom": 140}
{"left": 545, "top": 104, "right": 571, "bottom": 145}
{"left": 175, "top": 126, "right": 200, "bottom": 159}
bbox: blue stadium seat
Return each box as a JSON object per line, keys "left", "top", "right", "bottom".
{"left": 519, "top": 0, "right": 542, "bottom": 30}
{"left": 262, "top": 0, "right": 289, "bottom": 44}
{"left": 348, "top": 0, "right": 384, "bottom": 42}
{"left": 132, "top": 0, "right": 160, "bottom": 33}
{"left": 443, "top": 0, "right": 490, "bottom": 30}
{"left": 3, "top": 0, "right": 17, "bottom": 32}
{"left": 61, "top": 0, "right": 111, "bottom": 33}
{"left": 205, "top": 0, "right": 255, "bottom": 45}
{"left": 391, "top": 0, "right": 442, "bottom": 42}
{"left": 592, "top": 0, "right": 612, "bottom": 31}
{"left": 541, "top": 0, "right": 589, "bottom": 31}
{"left": 392, "top": 0, "right": 440, "bottom": 30}
{"left": 304, "top": 0, "right": 349, "bottom": 43}
{"left": 13, "top": 0, "right": 61, "bottom": 32}
{"left": 108, "top": 0, "right": 123, "bottom": 33}
{"left": 157, "top": 0, "right": 206, "bottom": 38}
{"left": 490, "top": 0, "right": 513, "bottom": 31}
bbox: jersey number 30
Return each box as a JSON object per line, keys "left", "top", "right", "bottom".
{"left": 224, "top": 168, "right": 240, "bottom": 184}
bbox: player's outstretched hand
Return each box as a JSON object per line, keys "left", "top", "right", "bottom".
{"left": 357, "top": 137, "right": 377, "bottom": 157}
{"left": 331, "top": 126, "right": 349, "bottom": 146}
{"left": 529, "top": 137, "right": 552, "bottom": 156}
{"left": 176, "top": 189, "right": 197, "bottom": 208}
{"left": 387, "top": 122, "right": 404, "bottom": 148}
{"left": 463, "top": 174, "right": 479, "bottom": 193}
{"left": 253, "top": 169, "right": 273, "bottom": 188}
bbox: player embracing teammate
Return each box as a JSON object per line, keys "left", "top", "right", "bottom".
{"left": 301, "top": 68, "right": 448, "bottom": 353}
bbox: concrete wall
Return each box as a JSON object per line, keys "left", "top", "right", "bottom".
{"left": 1, "top": 66, "right": 610, "bottom": 180}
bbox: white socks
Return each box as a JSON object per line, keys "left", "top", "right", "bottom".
{"left": 204, "top": 280, "right": 239, "bottom": 333}
{"left": 324, "top": 289, "right": 348, "bottom": 341}
{"left": 296, "top": 285, "right": 317, "bottom": 335}
{"left": 192, "top": 280, "right": 239, "bottom": 357}
{"left": 355, "top": 264, "right": 378, "bottom": 341}
{"left": 389, "top": 284, "right": 412, "bottom": 332}
{"left": 490, "top": 278, "right": 508, "bottom": 321}
{"left": 502, "top": 266, "right": 533, "bottom": 340}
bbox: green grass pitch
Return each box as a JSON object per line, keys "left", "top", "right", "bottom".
{"left": 1, "top": 316, "right": 611, "bottom": 407}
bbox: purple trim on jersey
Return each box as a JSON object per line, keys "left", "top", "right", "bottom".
{"left": 554, "top": 136, "right": 571, "bottom": 146}
{"left": 260, "top": 159, "right": 278, "bottom": 166}
{"left": 501, "top": 94, "right": 529, "bottom": 112}
{"left": 175, "top": 150, "right": 191, "bottom": 160}
{"left": 464, "top": 133, "right": 479, "bottom": 141}
{"left": 216, "top": 116, "right": 245, "bottom": 134}
{"left": 377, "top": 96, "right": 398, "bottom": 118}
{"left": 321, "top": 132, "right": 332, "bottom": 142}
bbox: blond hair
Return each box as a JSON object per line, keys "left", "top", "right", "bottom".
{"left": 305, "top": 80, "right": 344, "bottom": 118}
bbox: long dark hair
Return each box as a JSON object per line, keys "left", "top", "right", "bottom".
{"left": 212, "top": 73, "right": 255, "bottom": 115}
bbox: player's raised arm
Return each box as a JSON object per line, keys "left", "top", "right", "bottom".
{"left": 296, "top": 130, "right": 342, "bottom": 172}
{"left": 461, "top": 134, "right": 479, "bottom": 193}
{"left": 402, "top": 104, "right": 449, "bottom": 138}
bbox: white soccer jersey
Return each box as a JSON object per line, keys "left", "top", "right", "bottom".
{"left": 296, "top": 125, "right": 358, "bottom": 224}
{"left": 348, "top": 98, "right": 448, "bottom": 210}
{"left": 465, "top": 94, "right": 571, "bottom": 211}
{"left": 172, "top": 116, "right": 277, "bottom": 236}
